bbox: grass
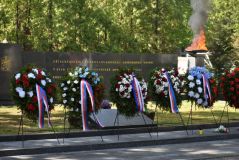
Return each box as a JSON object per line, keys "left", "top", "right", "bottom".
{"left": 0, "top": 101, "right": 238, "bottom": 135}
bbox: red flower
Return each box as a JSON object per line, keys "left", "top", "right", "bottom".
{"left": 210, "top": 79, "right": 215, "bottom": 84}
{"left": 236, "top": 91, "right": 239, "bottom": 95}
{"left": 230, "top": 81, "right": 235, "bottom": 86}
{"left": 37, "top": 73, "right": 43, "bottom": 80}
{"left": 213, "top": 87, "right": 218, "bottom": 94}
{"left": 16, "top": 79, "right": 20, "bottom": 84}
{"left": 230, "top": 87, "right": 235, "bottom": 92}
{"left": 156, "top": 80, "right": 161, "bottom": 85}
{"left": 22, "top": 74, "right": 29, "bottom": 87}
{"left": 125, "top": 83, "right": 130, "bottom": 87}
{"left": 27, "top": 103, "right": 36, "bottom": 111}
{"left": 227, "top": 74, "right": 231, "bottom": 78}
{"left": 221, "top": 77, "right": 226, "bottom": 81}
{"left": 220, "top": 83, "right": 224, "bottom": 87}
{"left": 235, "top": 68, "right": 239, "bottom": 72}
{"left": 47, "top": 87, "right": 53, "bottom": 94}
{"left": 32, "top": 96, "right": 38, "bottom": 103}
{"left": 235, "top": 78, "right": 239, "bottom": 83}
{"left": 231, "top": 72, "right": 236, "bottom": 77}
{"left": 160, "top": 92, "right": 165, "bottom": 97}
{"left": 162, "top": 77, "right": 167, "bottom": 82}
{"left": 115, "top": 84, "right": 120, "bottom": 89}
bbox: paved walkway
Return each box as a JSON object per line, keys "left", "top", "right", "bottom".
{"left": 2, "top": 139, "right": 239, "bottom": 160}
{"left": 1, "top": 127, "right": 237, "bottom": 151}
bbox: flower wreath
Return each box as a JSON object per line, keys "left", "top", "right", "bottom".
{"left": 220, "top": 68, "right": 239, "bottom": 108}
{"left": 59, "top": 66, "right": 105, "bottom": 127}
{"left": 185, "top": 66, "right": 217, "bottom": 108}
{"left": 148, "top": 68, "right": 184, "bottom": 112}
{"left": 11, "top": 65, "right": 57, "bottom": 121}
{"left": 110, "top": 68, "right": 148, "bottom": 117}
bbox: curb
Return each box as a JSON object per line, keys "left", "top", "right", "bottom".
{"left": 0, "top": 133, "right": 238, "bottom": 157}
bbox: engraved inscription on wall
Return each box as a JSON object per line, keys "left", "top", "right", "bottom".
{"left": 0, "top": 56, "right": 11, "bottom": 71}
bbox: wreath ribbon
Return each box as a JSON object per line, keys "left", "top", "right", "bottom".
{"left": 131, "top": 75, "right": 145, "bottom": 112}
{"left": 80, "top": 79, "right": 104, "bottom": 131}
{"left": 202, "top": 73, "right": 212, "bottom": 105}
{"left": 36, "top": 84, "right": 52, "bottom": 128}
{"left": 164, "top": 72, "right": 179, "bottom": 113}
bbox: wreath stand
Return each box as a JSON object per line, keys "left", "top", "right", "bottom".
{"left": 217, "top": 102, "right": 230, "bottom": 132}
{"left": 63, "top": 108, "right": 104, "bottom": 144}
{"left": 113, "top": 110, "right": 152, "bottom": 140}
{"left": 154, "top": 105, "right": 189, "bottom": 137}
{"left": 186, "top": 102, "right": 219, "bottom": 134}
{"left": 17, "top": 110, "right": 60, "bottom": 148}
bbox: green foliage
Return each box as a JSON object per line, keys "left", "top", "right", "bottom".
{"left": 0, "top": 0, "right": 238, "bottom": 60}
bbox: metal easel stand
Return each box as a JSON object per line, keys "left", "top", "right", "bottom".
{"left": 218, "top": 102, "right": 230, "bottom": 132}
{"left": 186, "top": 102, "right": 194, "bottom": 134}
{"left": 63, "top": 108, "right": 104, "bottom": 143}
{"left": 91, "top": 113, "right": 104, "bottom": 142}
{"left": 17, "top": 110, "right": 60, "bottom": 148}
{"left": 113, "top": 110, "right": 120, "bottom": 140}
{"left": 137, "top": 112, "right": 152, "bottom": 138}
{"left": 154, "top": 105, "right": 159, "bottom": 138}
{"left": 17, "top": 110, "right": 24, "bottom": 148}
{"left": 177, "top": 111, "right": 189, "bottom": 136}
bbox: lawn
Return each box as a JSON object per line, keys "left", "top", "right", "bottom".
{"left": 0, "top": 101, "right": 238, "bottom": 135}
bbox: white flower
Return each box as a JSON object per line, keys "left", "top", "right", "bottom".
{"left": 116, "top": 88, "right": 119, "bottom": 92}
{"left": 71, "top": 98, "right": 74, "bottom": 101}
{"left": 16, "top": 87, "right": 23, "bottom": 93}
{"left": 62, "top": 93, "right": 66, "bottom": 97}
{"left": 63, "top": 100, "right": 67, "bottom": 104}
{"left": 32, "top": 68, "right": 38, "bottom": 74}
{"left": 188, "top": 91, "right": 194, "bottom": 97}
{"left": 197, "top": 98, "right": 203, "bottom": 104}
{"left": 189, "top": 82, "right": 195, "bottom": 88}
{"left": 46, "top": 78, "right": 52, "bottom": 83}
{"left": 198, "top": 87, "right": 203, "bottom": 93}
{"left": 27, "top": 91, "right": 33, "bottom": 97}
{"left": 63, "top": 87, "right": 68, "bottom": 91}
{"left": 187, "top": 75, "right": 194, "bottom": 81}
{"left": 79, "top": 100, "right": 81, "bottom": 104}
{"left": 41, "top": 80, "right": 46, "bottom": 86}
{"left": 15, "top": 73, "right": 21, "bottom": 80}
{"left": 19, "top": 91, "right": 26, "bottom": 98}
{"left": 67, "top": 80, "right": 71, "bottom": 84}
{"left": 69, "top": 72, "right": 73, "bottom": 77}
{"left": 119, "top": 85, "right": 124, "bottom": 92}
{"left": 61, "top": 83, "right": 65, "bottom": 87}
{"left": 164, "top": 90, "right": 168, "bottom": 96}
{"left": 41, "top": 71, "right": 46, "bottom": 76}
{"left": 72, "top": 88, "right": 76, "bottom": 92}
{"left": 50, "top": 97, "right": 53, "bottom": 103}
{"left": 194, "top": 93, "right": 200, "bottom": 99}
{"left": 74, "top": 80, "right": 79, "bottom": 84}
{"left": 27, "top": 73, "right": 35, "bottom": 79}
{"left": 196, "top": 79, "right": 201, "bottom": 85}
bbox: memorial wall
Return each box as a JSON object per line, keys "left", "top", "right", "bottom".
{"left": 0, "top": 44, "right": 178, "bottom": 104}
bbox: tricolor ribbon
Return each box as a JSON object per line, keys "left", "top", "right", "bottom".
{"left": 80, "top": 79, "right": 104, "bottom": 131}
{"left": 36, "top": 84, "right": 52, "bottom": 128}
{"left": 131, "top": 75, "right": 145, "bottom": 112}
{"left": 164, "top": 72, "right": 179, "bottom": 113}
{"left": 202, "top": 73, "right": 212, "bottom": 105}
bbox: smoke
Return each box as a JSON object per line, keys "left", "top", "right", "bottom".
{"left": 189, "top": 0, "right": 211, "bottom": 36}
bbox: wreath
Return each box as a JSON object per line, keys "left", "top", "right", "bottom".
{"left": 59, "top": 66, "right": 105, "bottom": 127}
{"left": 185, "top": 66, "right": 217, "bottom": 108}
{"left": 11, "top": 65, "right": 57, "bottom": 121}
{"left": 110, "top": 68, "right": 148, "bottom": 117}
{"left": 148, "top": 68, "right": 184, "bottom": 112}
{"left": 220, "top": 68, "right": 239, "bottom": 108}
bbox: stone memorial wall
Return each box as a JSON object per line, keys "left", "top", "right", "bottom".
{"left": 0, "top": 43, "right": 185, "bottom": 104}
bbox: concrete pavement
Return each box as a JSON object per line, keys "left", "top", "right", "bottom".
{"left": 1, "top": 139, "right": 239, "bottom": 160}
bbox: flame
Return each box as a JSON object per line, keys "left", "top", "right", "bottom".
{"left": 185, "top": 29, "right": 208, "bottom": 52}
